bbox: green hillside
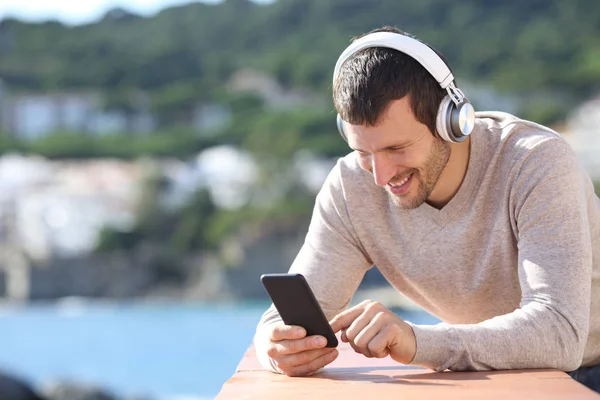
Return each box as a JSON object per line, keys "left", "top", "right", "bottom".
{"left": 1, "top": 0, "right": 599, "bottom": 107}
{"left": 1, "top": 0, "right": 599, "bottom": 160}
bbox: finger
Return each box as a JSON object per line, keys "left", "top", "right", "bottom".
{"left": 368, "top": 327, "right": 392, "bottom": 359}
{"left": 330, "top": 306, "right": 366, "bottom": 333}
{"left": 353, "top": 323, "right": 381, "bottom": 358}
{"left": 341, "top": 330, "right": 349, "bottom": 342}
{"left": 269, "top": 324, "right": 306, "bottom": 341}
{"left": 276, "top": 347, "right": 336, "bottom": 369}
{"left": 267, "top": 335, "right": 327, "bottom": 358}
{"left": 343, "top": 302, "right": 387, "bottom": 345}
{"left": 346, "top": 335, "right": 362, "bottom": 355}
{"left": 344, "top": 311, "right": 372, "bottom": 344}
{"left": 282, "top": 349, "right": 339, "bottom": 377}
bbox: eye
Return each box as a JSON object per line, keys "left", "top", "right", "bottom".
{"left": 389, "top": 146, "right": 406, "bottom": 153}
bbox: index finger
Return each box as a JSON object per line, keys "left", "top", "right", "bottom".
{"left": 269, "top": 324, "right": 306, "bottom": 341}
{"left": 330, "top": 307, "right": 364, "bottom": 333}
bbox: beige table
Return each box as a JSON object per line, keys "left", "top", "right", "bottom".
{"left": 216, "top": 343, "right": 600, "bottom": 399}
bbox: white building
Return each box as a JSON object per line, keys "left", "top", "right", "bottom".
{"left": 0, "top": 154, "right": 144, "bottom": 260}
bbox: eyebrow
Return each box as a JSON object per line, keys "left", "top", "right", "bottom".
{"left": 352, "top": 142, "right": 411, "bottom": 153}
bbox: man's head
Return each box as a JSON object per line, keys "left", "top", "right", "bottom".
{"left": 332, "top": 26, "right": 454, "bottom": 209}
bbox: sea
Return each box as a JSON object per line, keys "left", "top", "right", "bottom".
{"left": 0, "top": 300, "right": 438, "bottom": 400}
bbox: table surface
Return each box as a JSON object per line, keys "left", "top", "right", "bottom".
{"left": 215, "top": 343, "right": 600, "bottom": 400}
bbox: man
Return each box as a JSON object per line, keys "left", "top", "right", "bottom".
{"left": 253, "top": 26, "right": 600, "bottom": 392}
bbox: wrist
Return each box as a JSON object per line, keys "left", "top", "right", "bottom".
{"left": 390, "top": 322, "right": 417, "bottom": 364}
{"left": 403, "top": 323, "right": 417, "bottom": 364}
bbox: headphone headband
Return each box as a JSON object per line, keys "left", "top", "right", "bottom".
{"left": 332, "top": 31, "right": 475, "bottom": 144}
{"left": 332, "top": 32, "right": 454, "bottom": 89}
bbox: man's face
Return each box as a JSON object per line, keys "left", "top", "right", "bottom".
{"left": 344, "top": 97, "right": 451, "bottom": 209}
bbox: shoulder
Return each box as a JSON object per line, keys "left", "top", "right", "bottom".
{"left": 476, "top": 111, "right": 567, "bottom": 149}
{"left": 475, "top": 111, "right": 578, "bottom": 173}
{"left": 476, "top": 112, "right": 593, "bottom": 214}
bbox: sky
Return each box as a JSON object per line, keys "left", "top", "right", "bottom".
{"left": 0, "top": 0, "right": 269, "bottom": 25}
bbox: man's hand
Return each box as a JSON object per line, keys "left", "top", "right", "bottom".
{"left": 330, "top": 300, "right": 417, "bottom": 364}
{"left": 264, "top": 324, "right": 339, "bottom": 377}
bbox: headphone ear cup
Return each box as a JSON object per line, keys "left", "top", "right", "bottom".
{"left": 436, "top": 95, "right": 455, "bottom": 142}
{"left": 336, "top": 114, "right": 348, "bottom": 142}
{"left": 436, "top": 95, "right": 474, "bottom": 143}
{"left": 450, "top": 100, "right": 475, "bottom": 142}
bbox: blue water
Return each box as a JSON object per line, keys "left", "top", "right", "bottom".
{"left": 0, "top": 301, "right": 437, "bottom": 399}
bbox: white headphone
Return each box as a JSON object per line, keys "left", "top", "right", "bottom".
{"left": 333, "top": 32, "right": 475, "bottom": 143}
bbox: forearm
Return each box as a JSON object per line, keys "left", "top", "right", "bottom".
{"left": 408, "top": 300, "right": 589, "bottom": 372}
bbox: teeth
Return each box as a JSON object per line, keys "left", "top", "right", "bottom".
{"left": 390, "top": 173, "right": 411, "bottom": 187}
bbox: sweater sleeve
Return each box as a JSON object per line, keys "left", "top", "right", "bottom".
{"left": 254, "top": 157, "right": 373, "bottom": 372}
{"left": 408, "top": 138, "right": 592, "bottom": 372}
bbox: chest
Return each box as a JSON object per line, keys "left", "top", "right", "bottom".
{"left": 358, "top": 205, "right": 521, "bottom": 319}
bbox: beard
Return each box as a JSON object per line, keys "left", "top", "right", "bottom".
{"left": 388, "top": 137, "right": 451, "bottom": 209}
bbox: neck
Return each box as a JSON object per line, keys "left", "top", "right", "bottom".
{"left": 427, "top": 136, "right": 471, "bottom": 209}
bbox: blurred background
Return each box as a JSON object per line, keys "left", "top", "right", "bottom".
{"left": 0, "top": 0, "right": 599, "bottom": 399}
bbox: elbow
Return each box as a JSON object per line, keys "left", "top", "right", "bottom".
{"left": 550, "top": 319, "right": 588, "bottom": 372}
{"left": 554, "top": 353, "right": 583, "bottom": 372}
{"left": 554, "top": 353, "right": 583, "bottom": 373}
{"left": 525, "top": 303, "right": 589, "bottom": 372}
{"left": 554, "top": 338, "right": 585, "bottom": 372}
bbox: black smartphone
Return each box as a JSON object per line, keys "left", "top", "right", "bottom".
{"left": 260, "top": 273, "right": 338, "bottom": 348}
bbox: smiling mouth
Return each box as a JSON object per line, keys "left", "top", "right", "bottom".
{"left": 386, "top": 172, "right": 414, "bottom": 196}
{"left": 388, "top": 172, "right": 413, "bottom": 188}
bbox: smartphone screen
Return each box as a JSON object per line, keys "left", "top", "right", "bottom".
{"left": 260, "top": 273, "right": 338, "bottom": 347}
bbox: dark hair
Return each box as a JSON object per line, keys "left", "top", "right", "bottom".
{"left": 333, "top": 26, "right": 447, "bottom": 136}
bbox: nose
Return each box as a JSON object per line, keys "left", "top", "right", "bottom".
{"left": 371, "top": 153, "right": 395, "bottom": 187}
